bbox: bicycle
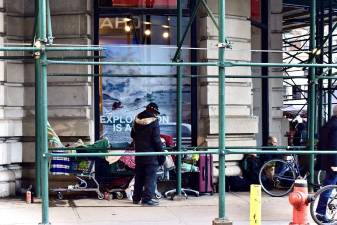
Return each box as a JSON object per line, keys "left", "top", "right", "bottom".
{"left": 310, "top": 185, "right": 337, "bottom": 225}
{"left": 258, "top": 154, "right": 325, "bottom": 197}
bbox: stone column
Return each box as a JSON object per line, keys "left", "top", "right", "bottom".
{"left": 198, "top": 0, "right": 258, "bottom": 181}
{"left": 0, "top": 0, "right": 94, "bottom": 195}
{"left": 0, "top": 0, "right": 25, "bottom": 197}
{"left": 268, "top": 0, "right": 288, "bottom": 145}
{"left": 252, "top": 0, "right": 287, "bottom": 146}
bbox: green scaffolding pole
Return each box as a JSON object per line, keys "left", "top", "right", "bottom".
{"left": 328, "top": 0, "right": 333, "bottom": 119}
{"left": 175, "top": 0, "right": 183, "bottom": 198}
{"left": 34, "top": 0, "right": 41, "bottom": 199}
{"left": 308, "top": 0, "right": 317, "bottom": 192}
{"left": 38, "top": 0, "right": 49, "bottom": 224}
{"left": 46, "top": 0, "right": 53, "bottom": 44}
{"left": 217, "top": 0, "right": 229, "bottom": 223}
{"left": 172, "top": 0, "right": 201, "bottom": 62}
{"left": 35, "top": 58, "right": 42, "bottom": 200}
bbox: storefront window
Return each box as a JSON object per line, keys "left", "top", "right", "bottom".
{"left": 98, "top": 15, "right": 192, "bottom": 144}
{"left": 99, "top": 0, "right": 189, "bottom": 9}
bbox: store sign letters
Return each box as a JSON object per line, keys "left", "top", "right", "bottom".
{"left": 99, "top": 17, "right": 141, "bottom": 30}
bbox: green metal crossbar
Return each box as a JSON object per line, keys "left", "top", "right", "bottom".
{"left": 46, "top": 149, "right": 337, "bottom": 158}
{"left": 46, "top": 150, "right": 218, "bottom": 158}
{"left": 47, "top": 73, "right": 307, "bottom": 79}
{"left": 0, "top": 46, "right": 104, "bottom": 51}
{"left": 227, "top": 61, "right": 337, "bottom": 68}
{"left": 45, "top": 60, "right": 218, "bottom": 66}
{"left": 48, "top": 145, "right": 306, "bottom": 151}
{"left": 45, "top": 59, "right": 337, "bottom": 69}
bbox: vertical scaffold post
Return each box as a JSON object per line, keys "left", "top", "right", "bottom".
{"left": 316, "top": 0, "right": 324, "bottom": 129}
{"left": 308, "top": 0, "right": 316, "bottom": 190}
{"left": 328, "top": 0, "right": 333, "bottom": 119}
{"left": 34, "top": 0, "right": 41, "bottom": 199}
{"left": 213, "top": 0, "right": 231, "bottom": 225}
{"left": 46, "top": 0, "right": 53, "bottom": 44}
{"left": 261, "top": 0, "right": 269, "bottom": 147}
{"left": 38, "top": 0, "right": 50, "bottom": 224}
{"left": 35, "top": 59, "right": 42, "bottom": 198}
{"left": 175, "top": 0, "right": 183, "bottom": 198}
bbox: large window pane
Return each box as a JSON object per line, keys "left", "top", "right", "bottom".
{"left": 99, "top": 16, "right": 191, "bottom": 145}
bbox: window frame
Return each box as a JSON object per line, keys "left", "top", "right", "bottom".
{"left": 93, "top": 0, "right": 198, "bottom": 146}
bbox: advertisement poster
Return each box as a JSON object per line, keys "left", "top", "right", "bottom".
{"left": 100, "top": 45, "right": 191, "bottom": 144}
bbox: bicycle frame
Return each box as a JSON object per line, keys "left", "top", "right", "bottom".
{"left": 274, "top": 155, "right": 300, "bottom": 181}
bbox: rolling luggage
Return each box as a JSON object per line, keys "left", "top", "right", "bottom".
{"left": 198, "top": 154, "right": 213, "bottom": 193}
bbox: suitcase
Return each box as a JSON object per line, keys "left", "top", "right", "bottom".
{"left": 198, "top": 154, "right": 213, "bottom": 193}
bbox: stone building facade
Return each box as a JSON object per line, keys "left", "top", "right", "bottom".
{"left": 0, "top": 0, "right": 284, "bottom": 197}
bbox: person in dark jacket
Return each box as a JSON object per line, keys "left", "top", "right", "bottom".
{"left": 315, "top": 105, "right": 337, "bottom": 223}
{"left": 131, "top": 102, "right": 164, "bottom": 206}
{"left": 260, "top": 136, "right": 280, "bottom": 165}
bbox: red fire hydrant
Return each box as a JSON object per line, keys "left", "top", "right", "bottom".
{"left": 289, "top": 179, "right": 310, "bottom": 225}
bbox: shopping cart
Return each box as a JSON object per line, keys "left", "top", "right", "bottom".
{"left": 51, "top": 158, "right": 104, "bottom": 200}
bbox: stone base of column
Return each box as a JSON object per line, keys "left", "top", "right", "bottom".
{"left": 171, "top": 194, "right": 188, "bottom": 201}
{"left": 212, "top": 218, "right": 232, "bottom": 225}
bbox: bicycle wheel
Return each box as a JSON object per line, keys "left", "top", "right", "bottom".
{"left": 259, "top": 159, "right": 296, "bottom": 197}
{"left": 310, "top": 185, "right": 337, "bottom": 225}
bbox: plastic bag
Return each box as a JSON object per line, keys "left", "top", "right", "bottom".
{"left": 164, "top": 155, "right": 175, "bottom": 170}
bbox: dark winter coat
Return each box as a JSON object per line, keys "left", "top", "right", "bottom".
{"left": 131, "top": 110, "right": 164, "bottom": 165}
{"left": 317, "top": 116, "right": 337, "bottom": 171}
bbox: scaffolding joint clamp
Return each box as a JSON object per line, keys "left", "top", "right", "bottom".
{"left": 311, "top": 48, "right": 321, "bottom": 56}
{"left": 219, "top": 61, "right": 232, "bottom": 68}
{"left": 34, "top": 51, "right": 41, "bottom": 59}
{"left": 47, "top": 36, "right": 55, "bottom": 45}
{"left": 219, "top": 150, "right": 226, "bottom": 156}
{"left": 217, "top": 39, "right": 232, "bottom": 49}
{"left": 33, "top": 40, "right": 47, "bottom": 59}
{"left": 309, "top": 79, "right": 318, "bottom": 85}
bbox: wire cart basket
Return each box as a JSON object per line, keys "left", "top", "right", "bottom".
{"left": 51, "top": 157, "right": 104, "bottom": 200}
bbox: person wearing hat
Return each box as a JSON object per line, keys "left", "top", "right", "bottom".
{"left": 131, "top": 102, "right": 165, "bottom": 206}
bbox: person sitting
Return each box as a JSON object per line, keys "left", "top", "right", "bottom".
{"left": 260, "top": 136, "right": 280, "bottom": 165}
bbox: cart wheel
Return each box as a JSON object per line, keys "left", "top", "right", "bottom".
{"left": 56, "top": 192, "right": 63, "bottom": 200}
{"left": 115, "top": 192, "right": 124, "bottom": 200}
{"left": 97, "top": 192, "right": 104, "bottom": 200}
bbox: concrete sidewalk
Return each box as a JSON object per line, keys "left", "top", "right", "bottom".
{"left": 0, "top": 192, "right": 314, "bottom": 225}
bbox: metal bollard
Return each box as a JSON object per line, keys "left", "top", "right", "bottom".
{"left": 250, "top": 185, "right": 261, "bottom": 225}
{"left": 288, "top": 179, "right": 310, "bottom": 225}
